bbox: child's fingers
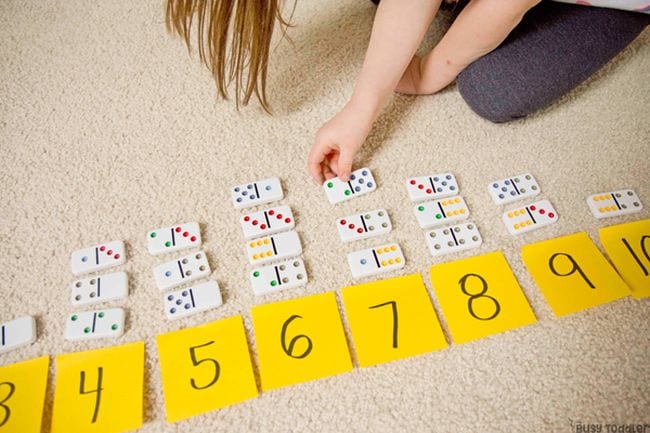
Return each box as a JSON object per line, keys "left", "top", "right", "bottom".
{"left": 308, "top": 143, "right": 328, "bottom": 184}
{"left": 336, "top": 146, "right": 355, "bottom": 182}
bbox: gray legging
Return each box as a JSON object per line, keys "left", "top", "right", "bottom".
{"left": 371, "top": 0, "right": 649, "bottom": 122}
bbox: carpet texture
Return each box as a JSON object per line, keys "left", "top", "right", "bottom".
{"left": 1, "top": 1, "right": 649, "bottom": 432}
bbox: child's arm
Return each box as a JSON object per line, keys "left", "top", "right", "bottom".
{"left": 396, "top": 0, "right": 541, "bottom": 95}
{"left": 308, "top": 0, "right": 441, "bottom": 183}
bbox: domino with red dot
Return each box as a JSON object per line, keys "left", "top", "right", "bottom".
{"left": 347, "top": 243, "right": 405, "bottom": 279}
{"left": 502, "top": 199, "right": 558, "bottom": 235}
{"left": 405, "top": 173, "right": 458, "bottom": 202}
{"left": 587, "top": 189, "right": 643, "bottom": 219}
{"left": 414, "top": 196, "right": 470, "bottom": 229}
{"left": 240, "top": 205, "right": 295, "bottom": 240}
{"left": 147, "top": 222, "right": 201, "bottom": 255}
{"left": 70, "top": 240, "right": 126, "bottom": 276}
{"left": 336, "top": 208, "right": 392, "bottom": 243}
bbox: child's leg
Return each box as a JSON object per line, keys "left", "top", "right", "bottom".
{"left": 456, "top": 2, "right": 649, "bottom": 123}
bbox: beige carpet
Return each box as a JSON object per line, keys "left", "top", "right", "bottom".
{"left": 1, "top": 1, "right": 649, "bottom": 432}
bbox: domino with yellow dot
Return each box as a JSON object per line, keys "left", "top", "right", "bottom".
{"left": 245, "top": 230, "right": 302, "bottom": 266}
{"left": 502, "top": 199, "right": 558, "bottom": 235}
{"left": 587, "top": 189, "right": 643, "bottom": 219}
{"left": 414, "top": 196, "right": 470, "bottom": 229}
{"left": 347, "top": 243, "right": 405, "bottom": 279}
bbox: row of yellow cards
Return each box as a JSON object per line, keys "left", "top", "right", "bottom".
{"left": 1, "top": 220, "right": 647, "bottom": 433}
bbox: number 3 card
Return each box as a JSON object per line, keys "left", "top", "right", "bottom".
{"left": 251, "top": 292, "right": 353, "bottom": 391}
{"left": 0, "top": 356, "right": 49, "bottom": 433}
{"left": 156, "top": 316, "right": 258, "bottom": 423}
{"left": 522, "top": 232, "right": 631, "bottom": 317}
{"left": 341, "top": 273, "right": 448, "bottom": 368}
{"left": 429, "top": 251, "right": 537, "bottom": 345}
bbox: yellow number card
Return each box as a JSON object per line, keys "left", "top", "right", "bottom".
{"left": 341, "top": 273, "right": 448, "bottom": 367}
{"left": 51, "top": 341, "right": 144, "bottom": 433}
{"left": 600, "top": 219, "right": 650, "bottom": 299}
{"left": 156, "top": 316, "right": 259, "bottom": 423}
{"left": 0, "top": 356, "right": 49, "bottom": 433}
{"left": 429, "top": 251, "right": 537, "bottom": 344}
{"left": 251, "top": 292, "right": 352, "bottom": 391}
{"left": 522, "top": 232, "right": 631, "bottom": 317}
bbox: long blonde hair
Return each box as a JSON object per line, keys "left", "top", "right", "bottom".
{"left": 166, "top": 0, "right": 292, "bottom": 112}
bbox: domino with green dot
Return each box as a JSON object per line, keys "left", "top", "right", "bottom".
{"left": 147, "top": 222, "right": 201, "bottom": 255}
{"left": 64, "top": 308, "right": 125, "bottom": 341}
{"left": 249, "top": 258, "right": 307, "bottom": 296}
{"left": 414, "top": 196, "right": 470, "bottom": 229}
{"left": 323, "top": 167, "right": 377, "bottom": 204}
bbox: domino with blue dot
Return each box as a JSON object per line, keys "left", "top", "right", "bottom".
{"left": 347, "top": 243, "right": 405, "bottom": 279}
{"left": 153, "top": 251, "right": 211, "bottom": 291}
{"left": 323, "top": 167, "right": 376, "bottom": 204}
{"left": 488, "top": 173, "right": 540, "bottom": 205}
{"left": 231, "top": 177, "right": 284, "bottom": 209}
{"left": 163, "top": 280, "right": 222, "bottom": 320}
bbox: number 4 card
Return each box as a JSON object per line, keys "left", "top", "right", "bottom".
{"left": 251, "top": 292, "right": 353, "bottom": 391}
{"left": 156, "top": 316, "right": 259, "bottom": 423}
{"left": 599, "top": 219, "right": 650, "bottom": 299}
{"left": 429, "top": 252, "right": 537, "bottom": 345}
{"left": 522, "top": 232, "right": 631, "bottom": 317}
{"left": 341, "top": 273, "right": 448, "bottom": 368}
{"left": 51, "top": 341, "right": 144, "bottom": 433}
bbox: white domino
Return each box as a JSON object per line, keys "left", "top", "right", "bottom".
{"left": 147, "top": 222, "right": 201, "bottom": 255}
{"left": 405, "top": 173, "right": 459, "bottom": 202}
{"left": 425, "top": 222, "right": 482, "bottom": 257}
{"left": 249, "top": 258, "right": 308, "bottom": 295}
{"left": 0, "top": 316, "right": 36, "bottom": 354}
{"left": 502, "top": 199, "right": 559, "bottom": 235}
{"left": 71, "top": 271, "right": 128, "bottom": 306}
{"left": 347, "top": 243, "right": 405, "bottom": 279}
{"left": 240, "top": 205, "right": 295, "bottom": 240}
{"left": 246, "top": 230, "right": 302, "bottom": 266}
{"left": 587, "top": 189, "right": 643, "bottom": 219}
{"left": 323, "top": 167, "right": 377, "bottom": 204}
{"left": 70, "top": 240, "right": 126, "bottom": 276}
{"left": 64, "top": 308, "right": 125, "bottom": 341}
{"left": 414, "top": 196, "right": 470, "bottom": 229}
{"left": 336, "top": 208, "right": 392, "bottom": 243}
{"left": 231, "top": 177, "right": 283, "bottom": 209}
{"left": 153, "top": 251, "right": 211, "bottom": 291}
{"left": 163, "top": 280, "right": 222, "bottom": 320}
{"left": 488, "top": 173, "right": 541, "bottom": 205}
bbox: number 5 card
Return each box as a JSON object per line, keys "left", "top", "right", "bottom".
{"left": 429, "top": 252, "right": 537, "bottom": 345}
{"left": 522, "top": 232, "right": 631, "bottom": 317}
{"left": 156, "top": 316, "right": 258, "bottom": 423}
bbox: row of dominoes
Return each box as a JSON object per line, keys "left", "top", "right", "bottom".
{"left": 231, "top": 177, "right": 308, "bottom": 296}
{"left": 148, "top": 223, "right": 223, "bottom": 321}
{"left": 64, "top": 240, "right": 129, "bottom": 343}
{"left": 406, "top": 173, "right": 483, "bottom": 257}
{"left": 324, "top": 167, "right": 406, "bottom": 280}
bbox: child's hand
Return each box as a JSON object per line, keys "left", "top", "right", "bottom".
{"left": 308, "top": 101, "right": 374, "bottom": 184}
